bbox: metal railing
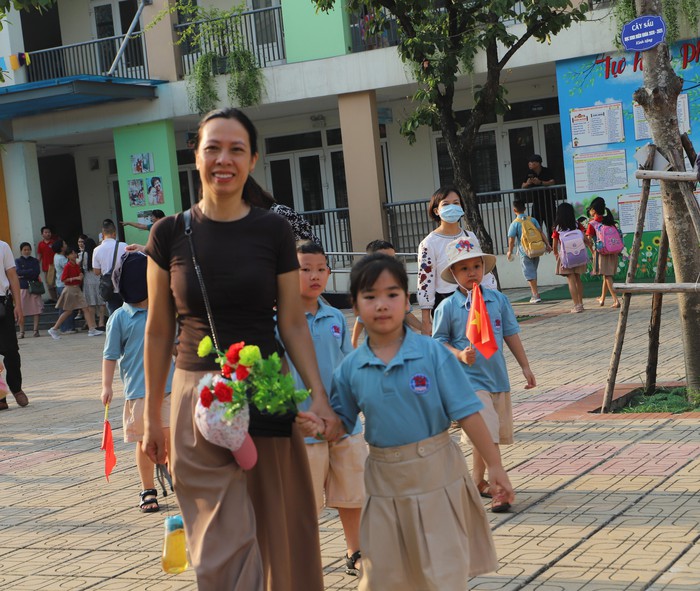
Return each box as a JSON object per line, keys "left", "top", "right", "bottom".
{"left": 384, "top": 185, "right": 568, "bottom": 256}
{"left": 297, "top": 207, "right": 354, "bottom": 267}
{"left": 175, "top": 6, "right": 285, "bottom": 75}
{"left": 349, "top": 10, "right": 399, "bottom": 52}
{"left": 27, "top": 34, "right": 148, "bottom": 82}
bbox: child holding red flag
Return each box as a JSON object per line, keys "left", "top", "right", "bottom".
{"left": 433, "top": 237, "right": 536, "bottom": 513}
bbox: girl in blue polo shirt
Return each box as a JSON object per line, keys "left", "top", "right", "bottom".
{"left": 298, "top": 254, "right": 513, "bottom": 591}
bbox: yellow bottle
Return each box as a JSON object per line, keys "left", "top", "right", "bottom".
{"left": 162, "top": 515, "right": 189, "bottom": 574}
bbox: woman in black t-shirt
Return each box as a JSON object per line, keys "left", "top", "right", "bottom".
{"left": 143, "top": 108, "right": 338, "bottom": 591}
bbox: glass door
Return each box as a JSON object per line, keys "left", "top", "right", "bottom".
{"left": 251, "top": 0, "right": 284, "bottom": 65}
{"left": 91, "top": 0, "right": 143, "bottom": 75}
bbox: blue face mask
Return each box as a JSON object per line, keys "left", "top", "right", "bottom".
{"left": 439, "top": 204, "right": 464, "bottom": 223}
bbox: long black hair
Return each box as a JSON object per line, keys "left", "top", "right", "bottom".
{"left": 554, "top": 202, "right": 578, "bottom": 232}
{"left": 590, "top": 200, "right": 616, "bottom": 226}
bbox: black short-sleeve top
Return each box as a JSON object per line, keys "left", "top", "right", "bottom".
{"left": 146, "top": 204, "right": 299, "bottom": 371}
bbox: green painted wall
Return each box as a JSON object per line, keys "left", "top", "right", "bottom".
{"left": 113, "top": 120, "right": 182, "bottom": 245}
{"left": 282, "top": 0, "right": 351, "bottom": 63}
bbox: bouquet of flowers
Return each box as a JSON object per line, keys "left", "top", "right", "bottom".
{"left": 194, "top": 336, "right": 310, "bottom": 469}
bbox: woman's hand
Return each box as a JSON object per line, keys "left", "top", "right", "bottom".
{"left": 142, "top": 422, "right": 167, "bottom": 464}
{"left": 309, "top": 396, "right": 342, "bottom": 442}
{"left": 296, "top": 410, "right": 325, "bottom": 439}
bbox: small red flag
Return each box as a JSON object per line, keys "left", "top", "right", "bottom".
{"left": 101, "top": 405, "right": 117, "bottom": 482}
{"left": 466, "top": 284, "right": 498, "bottom": 360}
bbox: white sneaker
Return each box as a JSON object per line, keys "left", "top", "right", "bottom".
{"left": 88, "top": 329, "right": 104, "bottom": 337}
{"left": 529, "top": 296, "right": 542, "bottom": 304}
{"left": 48, "top": 328, "right": 61, "bottom": 340}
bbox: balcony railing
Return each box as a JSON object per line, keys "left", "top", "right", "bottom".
{"left": 385, "top": 185, "right": 568, "bottom": 256}
{"left": 27, "top": 34, "right": 148, "bottom": 82}
{"left": 176, "top": 6, "right": 285, "bottom": 76}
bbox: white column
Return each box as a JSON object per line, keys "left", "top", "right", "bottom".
{"left": 1, "top": 142, "right": 44, "bottom": 252}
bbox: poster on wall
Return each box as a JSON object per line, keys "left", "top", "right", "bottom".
{"left": 618, "top": 192, "right": 664, "bottom": 233}
{"left": 633, "top": 94, "right": 690, "bottom": 140}
{"left": 146, "top": 177, "right": 164, "bottom": 205}
{"left": 128, "top": 179, "right": 145, "bottom": 207}
{"left": 131, "top": 152, "right": 155, "bottom": 174}
{"left": 573, "top": 150, "right": 628, "bottom": 193}
{"left": 570, "top": 103, "right": 625, "bottom": 147}
{"left": 137, "top": 210, "right": 157, "bottom": 227}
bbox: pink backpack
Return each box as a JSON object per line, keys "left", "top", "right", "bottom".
{"left": 558, "top": 228, "right": 589, "bottom": 268}
{"left": 591, "top": 221, "right": 623, "bottom": 255}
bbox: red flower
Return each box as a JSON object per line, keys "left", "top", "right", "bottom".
{"left": 236, "top": 364, "right": 250, "bottom": 381}
{"left": 200, "top": 387, "right": 214, "bottom": 408}
{"left": 226, "top": 342, "right": 246, "bottom": 365}
{"left": 214, "top": 381, "right": 233, "bottom": 403}
{"left": 221, "top": 364, "right": 232, "bottom": 378}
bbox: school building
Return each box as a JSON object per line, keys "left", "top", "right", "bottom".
{"left": 0, "top": 1, "right": 695, "bottom": 288}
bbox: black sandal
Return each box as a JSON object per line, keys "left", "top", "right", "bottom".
{"left": 345, "top": 550, "right": 361, "bottom": 576}
{"left": 155, "top": 463, "right": 174, "bottom": 497}
{"left": 139, "top": 489, "right": 160, "bottom": 513}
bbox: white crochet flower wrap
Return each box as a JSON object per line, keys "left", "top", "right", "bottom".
{"left": 194, "top": 374, "right": 249, "bottom": 452}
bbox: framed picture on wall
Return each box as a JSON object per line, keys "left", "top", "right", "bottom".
{"left": 131, "top": 152, "right": 155, "bottom": 174}
{"left": 146, "top": 176, "right": 164, "bottom": 205}
{"left": 128, "top": 179, "right": 145, "bottom": 207}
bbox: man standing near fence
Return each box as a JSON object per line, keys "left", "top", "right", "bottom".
{"left": 521, "top": 154, "right": 557, "bottom": 234}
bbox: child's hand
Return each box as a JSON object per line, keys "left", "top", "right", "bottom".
{"left": 522, "top": 366, "right": 536, "bottom": 389}
{"left": 296, "top": 410, "right": 325, "bottom": 439}
{"left": 486, "top": 465, "right": 515, "bottom": 505}
{"left": 458, "top": 346, "right": 476, "bottom": 366}
{"left": 101, "top": 387, "right": 113, "bottom": 406}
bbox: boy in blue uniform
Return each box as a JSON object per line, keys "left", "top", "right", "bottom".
{"left": 288, "top": 240, "right": 367, "bottom": 576}
{"left": 433, "top": 238, "right": 536, "bottom": 512}
{"left": 101, "top": 252, "right": 175, "bottom": 513}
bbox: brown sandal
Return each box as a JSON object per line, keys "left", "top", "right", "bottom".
{"left": 476, "top": 480, "right": 492, "bottom": 498}
{"left": 491, "top": 495, "right": 511, "bottom": 513}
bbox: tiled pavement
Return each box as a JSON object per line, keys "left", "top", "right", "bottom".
{"left": 1, "top": 290, "right": 697, "bottom": 590}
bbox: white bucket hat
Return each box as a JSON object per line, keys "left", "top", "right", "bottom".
{"left": 440, "top": 237, "right": 497, "bottom": 283}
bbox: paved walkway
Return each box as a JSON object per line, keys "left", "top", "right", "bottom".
{"left": 1, "top": 290, "right": 697, "bottom": 590}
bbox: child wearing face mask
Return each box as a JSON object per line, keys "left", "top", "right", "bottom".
{"left": 432, "top": 238, "right": 536, "bottom": 513}
{"left": 417, "top": 186, "right": 497, "bottom": 335}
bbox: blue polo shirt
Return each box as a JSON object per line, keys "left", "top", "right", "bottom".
{"left": 330, "top": 329, "right": 483, "bottom": 448}
{"left": 288, "top": 299, "right": 361, "bottom": 444}
{"left": 508, "top": 214, "right": 542, "bottom": 257}
{"left": 103, "top": 303, "right": 174, "bottom": 400}
{"left": 432, "top": 288, "right": 520, "bottom": 393}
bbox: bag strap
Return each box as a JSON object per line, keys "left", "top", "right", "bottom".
{"left": 183, "top": 209, "right": 220, "bottom": 351}
{"left": 109, "top": 240, "right": 119, "bottom": 273}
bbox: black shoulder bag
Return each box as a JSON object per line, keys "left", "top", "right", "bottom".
{"left": 98, "top": 241, "right": 120, "bottom": 301}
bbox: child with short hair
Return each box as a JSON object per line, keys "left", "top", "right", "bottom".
{"left": 351, "top": 239, "right": 422, "bottom": 347}
{"left": 433, "top": 238, "right": 536, "bottom": 513}
{"left": 298, "top": 253, "right": 513, "bottom": 590}
{"left": 47, "top": 247, "right": 103, "bottom": 339}
{"left": 506, "top": 199, "right": 551, "bottom": 303}
{"left": 101, "top": 252, "right": 174, "bottom": 513}
{"left": 288, "top": 240, "right": 367, "bottom": 576}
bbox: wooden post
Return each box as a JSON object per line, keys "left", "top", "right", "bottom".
{"left": 681, "top": 133, "right": 697, "bottom": 166}
{"left": 646, "top": 221, "right": 669, "bottom": 395}
{"left": 601, "top": 147, "right": 656, "bottom": 413}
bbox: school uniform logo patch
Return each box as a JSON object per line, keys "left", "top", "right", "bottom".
{"left": 410, "top": 373, "right": 430, "bottom": 394}
{"left": 495, "top": 319, "right": 501, "bottom": 328}
{"left": 330, "top": 324, "right": 342, "bottom": 339}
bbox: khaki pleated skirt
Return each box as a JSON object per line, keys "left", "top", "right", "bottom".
{"left": 170, "top": 369, "right": 263, "bottom": 591}
{"left": 55, "top": 285, "right": 87, "bottom": 312}
{"left": 360, "top": 431, "right": 498, "bottom": 591}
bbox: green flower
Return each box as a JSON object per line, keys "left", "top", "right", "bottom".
{"left": 239, "top": 345, "right": 262, "bottom": 366}
{"left": 198, "top": 336, "right": 214, "bottom": 358}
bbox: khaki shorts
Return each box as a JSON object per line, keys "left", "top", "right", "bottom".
{"left": 305, "top": 432, "right": 368, "bottom": 513}
{"left": 461, "top": 390, "right": 513, "bottom": 446}
{"left": 123, "top": 394, "right": 171, "bottom": 443}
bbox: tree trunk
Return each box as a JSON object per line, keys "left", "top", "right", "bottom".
{"left": 634, "top": 0, "right": 700, "bottom": 391}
